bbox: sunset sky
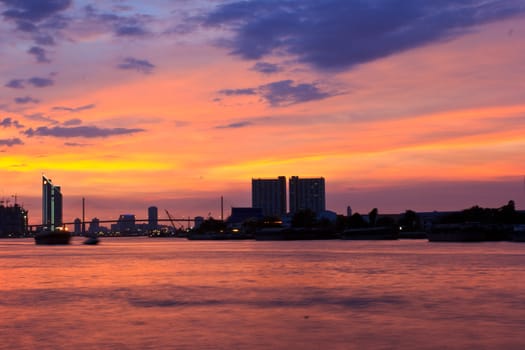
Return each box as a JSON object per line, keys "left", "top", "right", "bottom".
{"left": 1, "top": 0, "right": 525, "bottom": 225}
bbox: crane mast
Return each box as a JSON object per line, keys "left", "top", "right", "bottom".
{"left": 165, "top": 210, "right": 177, "bottom": 232}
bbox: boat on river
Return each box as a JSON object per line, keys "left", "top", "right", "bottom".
{"left": 34, "top": 230, "right": 71, "bottom": 245}
{"left": 83, "top": 236, "right": 100, "bottom": 245}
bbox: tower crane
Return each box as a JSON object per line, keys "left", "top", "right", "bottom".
{"left": 165, "top": 210, "right": 177, "bottom": 232}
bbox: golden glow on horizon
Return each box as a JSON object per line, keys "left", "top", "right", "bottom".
{"left": 0, "top": 153, "right": 172, "bottom": 173}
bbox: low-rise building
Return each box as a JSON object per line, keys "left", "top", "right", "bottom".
{"left": 0, "top": 204, "right": 28, "bottom": 237}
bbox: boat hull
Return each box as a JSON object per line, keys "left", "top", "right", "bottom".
{"left": 341, "top": 227, "right": 398, "bottom": 240}
{"left": 255, "top": 228, "right": 338, "bottom": 241}
{"left": 34, "top": 231, "right": 71, "bottom": 245}
{"left": 512, "top": 225, "right": 525, "bottom": 242}
{"left": 83, "top": 236, "right": 100, "bottom": 245}
{"left": 427, "top": 231, "right": 486, "bottom": 242}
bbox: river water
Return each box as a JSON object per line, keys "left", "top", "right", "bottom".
{"left": 1, "top": 238, "right": 524, "bottom": 349}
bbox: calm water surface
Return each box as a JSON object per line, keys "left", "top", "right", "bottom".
{"left": 1, "top": 238, "right": 524, "bottom": 349}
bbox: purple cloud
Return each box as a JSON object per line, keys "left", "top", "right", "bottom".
{"left": 28, "top": 46, "right": 51, "bottom": 63}
{"left": 5, "top": 79, "right": 25, "bottom": 89}
{"left": 34, "top": 33, "right": 55, "bottom": 46}
{"left": 27, "top": 76, "right": 53, "bottom": 87}
{"left": 0, "top": 117, "right": 24, "bottom": 128}
{"left": 1, "top": 0, "right": 72, "bottom": 49}
{"left": 251, "top": 62, "right": 282, "bottom": 74}
{"left": 83, "top": 5, "right": 150, "bottom": 38}
{"left": 1, "top": 0, "right": 72, "bottom": 22}
{"left": 115, "top": 25, "right": 147, "bottom": 36}
{"left": 15, "top": 96, "right": 39, "bottom": 104}
{"left": 0, "top": 138, "right": 23, "bottom": 147}
{"left": 117, "top": 57, "right": 155, "bottom": 74}
{"left": 259, "top": 80, "right": 332, "bottom": 106}
{"left": 218, "top": 79, "right": 337, "bottom": 107}
{"left": 6, "top": 76, "right": 54, "bottom": 89}
{"left": 205, "top": 0, "right": 525, "bottom": 71}
{"left": 14, "top": 20, "right": 37, "bottom": 32}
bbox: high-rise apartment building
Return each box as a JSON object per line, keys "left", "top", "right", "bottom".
{"left": 148, "top": 206, "right": 158, "bottom": 230}
{"left": 252, "top": 176, "right": 287, "bottom": 217}
{"left": 42, "top": 175, "right": 63, "bottom": 230}
{"left": 289, "top": 176, "right": 325, "bottom": 214}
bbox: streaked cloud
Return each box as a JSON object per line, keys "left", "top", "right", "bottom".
{"left": 64, "top": 142, "right": 90, "bottom": 147}
{"left": 25, "top": 113, "right": 58, "bottom": 124}
{"left": 117, "top": 57, "right": 155, "bottom": 74}
{"left": 216, "top": 121, "right": 253, "bottom": 129}
{"left": 52, "top": 104, "right": 95, "bottom": 113}
{"left": 23, "top": 125, "right": 146, "bottom": 138}
{"left": 218, "top": 88, "right": 257, "bottom": 96}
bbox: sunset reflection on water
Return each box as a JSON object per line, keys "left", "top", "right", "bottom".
{"left": 1, "top": 238, "right": 525, "bottom": 349}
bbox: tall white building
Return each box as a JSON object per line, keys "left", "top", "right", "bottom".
{"left": 42, "top": 175, "right": 62, "bottom": 230}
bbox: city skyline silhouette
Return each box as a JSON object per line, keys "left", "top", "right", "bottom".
{"left": 2, "top": 3, "right": 525, "bottom": 349}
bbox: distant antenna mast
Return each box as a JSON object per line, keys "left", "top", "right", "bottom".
{"left": 82, "top": 197, "right": 86, "bottom": 235}
{"left": 220, "top": 196, "right": 224, "bottom": 221}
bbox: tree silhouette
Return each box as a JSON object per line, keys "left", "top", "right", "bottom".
{"left": 398, "top": 210, "right": 420, "bottom": 231}
{"left": 348, "top": 213, "right": 367, "bottom": 228}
